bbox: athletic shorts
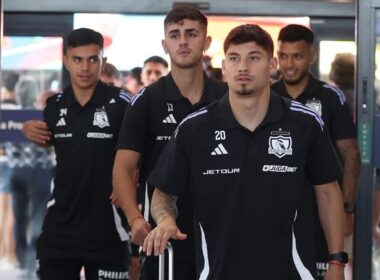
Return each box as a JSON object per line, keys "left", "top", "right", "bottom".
{"left": 37, "top": 258, "right": 129, "bottom": 280}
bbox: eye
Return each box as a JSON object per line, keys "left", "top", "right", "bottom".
{"left": 229, "top": 56, "right": 239, "bottom": 62}
{"left": 250, "top": 56, "right": 260, "bottom": 61}
{"left": 89, "top": 57, "right": 99, "bottom": 63}
{"left": 73, "top": 57, "right": 81, "bottom": 63}
{"left": 187, "top": 32, "right": 198, "bottom": 38}
{"left": 169, "top": 33, "right": 179, "bottom": 39}
{"left": 294, "top": 54, "right": 303, "bottom": 59}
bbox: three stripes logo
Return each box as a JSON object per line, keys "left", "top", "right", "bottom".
{"left": 56, "top": 117, "right": 66, "bottom": 127}
{"left": 163, "top": 114, "right": 177, "bottom": 124}
{"left": 211, "top": 143, "right": 228, "bottom": 155}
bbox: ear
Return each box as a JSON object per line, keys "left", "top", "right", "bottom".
{"left": 100, "top": 57, "right": 107, "bottom": 72}
{"left": 221, "top": 59, "right": 226, "bottom": 76}
{"left": 310, "top": 47, "right": 317, "bottom": 65}
{"left": 203, "top": 35, "right": 212, "bottom": 52}
{"left": 162, "top": 39, "right": 168, "bottom": 54}
{"left": 270, "top": 57, "right": 278, "bottom": 74}
{"left": 63, "top": 55, "right": 69, "bottom": 71}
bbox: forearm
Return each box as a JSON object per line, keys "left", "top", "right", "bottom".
{"left": 316, "top": 183, "right": 345, "bottom": 253}
{"left": 336, "top": 139, "right": 361, "bottom": 208}
{"left": 151, "top": 188, "right": 178, "bottom": 225}
{"left": 112, "top": 153, "right": 141, "bottom": 225}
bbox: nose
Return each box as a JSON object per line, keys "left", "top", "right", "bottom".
{"left": 81, "top": 60, "right": 90, "bottom": 71}
{"left": 238, "top": 58, "right": 249, "bottom": 73}
{"left": 179, "top": 34, "right": 188, "bottom": 46}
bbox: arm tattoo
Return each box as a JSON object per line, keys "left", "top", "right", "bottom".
{"left": 151, "top": 188, "right": 178, "bottom": 224}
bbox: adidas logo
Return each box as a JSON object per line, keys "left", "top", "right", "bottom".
{"left": 56, "top": 117, "right": 66, "bottom": 127}
{"left": 109, "top": 98, "right": 116, "bottom": 104}
{"left": 163, "top": 114, "right": 177, "bottom": 124}
{"left": 211, "top": 143, "right": 228, "bottom": 155}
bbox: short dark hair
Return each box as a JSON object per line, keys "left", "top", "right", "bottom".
{"left": 223, "top": 24, "right": 274, "bottom": 57}
{"left": 65, "top": 28, "right": 104, "bottom": 53}
{"left": 143, "top": 56, "right": 169, "bottom": 68}
{"left": 278, "top": 24, "right": 314, "bottom": 46}
{"left": 128, "top": 67, "right": 143, "bottom": 85}
{"left": 164, "top": 5, "right": 208, "bottom": 30}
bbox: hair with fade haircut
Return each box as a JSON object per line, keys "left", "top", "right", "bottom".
{"left": 278, "top": 24, "right": 314, "bottom": 46}
{"left": 65, "top": 28, "right": 104, "bottom": 53}
{"left": 144, "top": 56, "right": 169, "bottom": 68}
{"left": 223, "top": 24, "right": 274, "bottom": 57}
{"left": 164, "top": 5, "right": 208, "bottom": 30}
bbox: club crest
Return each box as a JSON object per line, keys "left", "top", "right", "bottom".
{"left": 268, "top": 135, "right": 293, "bottom": 158}
{"left": 93, "top": 108, "right": 110, "bottom": 128}
{"left": 305, "top": 99, "right": 322, "bottom": 116}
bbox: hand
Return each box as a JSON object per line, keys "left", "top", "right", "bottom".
{"left": 131, "top": 217, "right": 152, "bottom": 246}
{"left": 143, "top": 220, "right": 187, "bottom": 256}
{"left": 344, "top": 213, "right": 354, "bottom": 235}
{"left": 324, "top": 262, "right": 344, "bottom": 280}
{"left": 22, "top": 120, "right": 51, "bottom": 145}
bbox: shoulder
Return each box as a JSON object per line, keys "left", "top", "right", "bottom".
{"left": 45, "top": 90, "right": 64, "bottom": 107}
{"left": 287, "top": 99, "right": 325, "bottom": 132}
{"left": 318, "top": 81, "right": 346, "bottom": 106}
{"left": 174, "top": 101, "right": 217, "bottom": 138}
{"left": 102, "top": 84, "right": 134, "bottom": 105}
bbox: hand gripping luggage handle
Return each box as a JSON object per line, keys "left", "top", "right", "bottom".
{"left": 159, "top": 242, "right": 173, "bottom": 280}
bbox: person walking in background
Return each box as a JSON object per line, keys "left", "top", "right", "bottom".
{"left": 141, "top": 56, "right": 169, "bottom": 86}
{"left": 112, "top": 5, "right": 227, "bottom": 280}
{"left": 272, "top": 24, "right": 360, "bottom": 279}
{"left": 21, "top": 28, "right": 133, "bottom": 280}
{"left": 100, "top": 62, "right": 123, "bottom": 87}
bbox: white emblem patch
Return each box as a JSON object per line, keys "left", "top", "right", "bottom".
{"left": 93, "top": 107, "right": 110, "bottom": 128}
{"left": 268, "top": 135, "right": 293, "bottom": 158}
{"left": 305, "top": 99, "right": 322, "bottom": 116}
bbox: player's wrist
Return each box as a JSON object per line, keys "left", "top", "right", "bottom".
{"left": 129, "top": 215, "right": 145, "bottom": 227}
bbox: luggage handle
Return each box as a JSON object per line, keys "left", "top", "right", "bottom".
{"left": 159, "top": 242, "right": 173, "bottom": 280}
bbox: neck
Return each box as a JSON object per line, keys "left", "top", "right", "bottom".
{"left": 171, "top": 63, "right": 205, "bottom": 105}
{"left": 72, "top": 83, "right": 97, "bottom": 106}
{"left": 229, "top": 86, "right": 270, "bottom": 132}
{"left": 283, "top": 74, "right": 309, "bottom": 99}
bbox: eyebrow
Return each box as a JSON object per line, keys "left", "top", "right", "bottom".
{"left": 227, "top": 50, "right": 263, "bottom": 56}
{"left": 168, "top": 28, "right": 198, "bottom": 35}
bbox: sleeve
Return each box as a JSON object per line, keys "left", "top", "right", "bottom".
{"left": 147, "top": 123, "right": 190, "bottom": 197}
{"left": 116, "top": 89, "right": 149, "bottom": 153}
{"left": 43, "top": 97, "right": 56, "bottom": 133}
{"left": 327, "top": 87, "right": 357, "bottom": 140}
{"left": 306, "top": 118, "right": 342, "bottom": 186}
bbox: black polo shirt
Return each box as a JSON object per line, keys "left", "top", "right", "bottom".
{"left": 116, "top": 73, "right": 227, "bottom": 260}
{"left": 272, "top": 74, "right": 356, "bottom": 142}
{"left": 148, "top": 93, "right": 341, "bottom": 279}
{"left": 38, "top": 81, "right": 132, "bottom": 262}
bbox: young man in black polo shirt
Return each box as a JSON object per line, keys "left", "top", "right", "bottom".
{"left": 143, "top": 24, "right": 346, "bottom": 280}
{"left": 112, "top": 5, "right": 227, "bottom": 280}
{"left": 272, "top": 24, "right": 360, "bottom": 278}
{"left": 22, "top": 28, "right": 132, "bottom": 280}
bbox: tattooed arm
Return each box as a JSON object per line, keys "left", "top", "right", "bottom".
{"left": 143, "top": 188, "right": 187, "bottom": 256}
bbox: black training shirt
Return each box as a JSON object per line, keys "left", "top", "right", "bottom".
{"left": 272, "top": 74, "right": 356, "bottom": 141}
{"left": 40, "top": 81, "right": 132, "bottom": 260}
{"left": 116, "top": 73, "right": 227, "bottom": 260}
{"left": 148, "top": 93, "right": 341, "bottom": 279}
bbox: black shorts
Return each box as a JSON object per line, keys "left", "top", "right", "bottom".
{"left": 37, "top": 258, "right": 129, "bottom": 280}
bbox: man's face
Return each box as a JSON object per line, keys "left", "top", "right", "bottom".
{"left": 162, "top": 19, "right": 211, "bottom": 69}
{"left": 141, "top": 62, "right": 168, "bottom": 86}
{"left": 64, "top": 44, "right": 104, "bottom": 91}
{"left": 277, "top": 40, "right": 315, "bottom": 85}
{"left": 222, "top": 42, "right": 275, "bottom": 97}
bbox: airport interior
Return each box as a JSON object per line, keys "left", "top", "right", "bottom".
{"left": 0, "top": 0, "right": 379, "bottom": 279}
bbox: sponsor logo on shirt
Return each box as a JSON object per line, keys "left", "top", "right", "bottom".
{"left": 262, "top": 165, "right": 297, "bottom": 173}
{"left": 202, "top": 168, "right": 240, "bottom": 175}
{"left": 93, "top": 107, "right": 110, "bottom": 128}
{"left": 56, "top": 117, "right": 66, "bottom": 127}
{"left": 98, "top": 269, "right": 128, "bottom": 279}
{"left": 211, "top": 143, "right": 228, "bottom": 155}
{"left": 162, "top": 113, "right": 177, "bottom": 124}
{"left": 87, "top": 132, "right": 113, "bottom": 139}
{"left": 156, "top": 135, "right": 171, "bottom": 141}
{"left": 268, "top": 131, "right": 293, "bottom": 158}
{"left": 305, "top": 99, "right": 322, "bottom": 116}
{"left": 54, "top": 133, "right": 72, "bottom": 138}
